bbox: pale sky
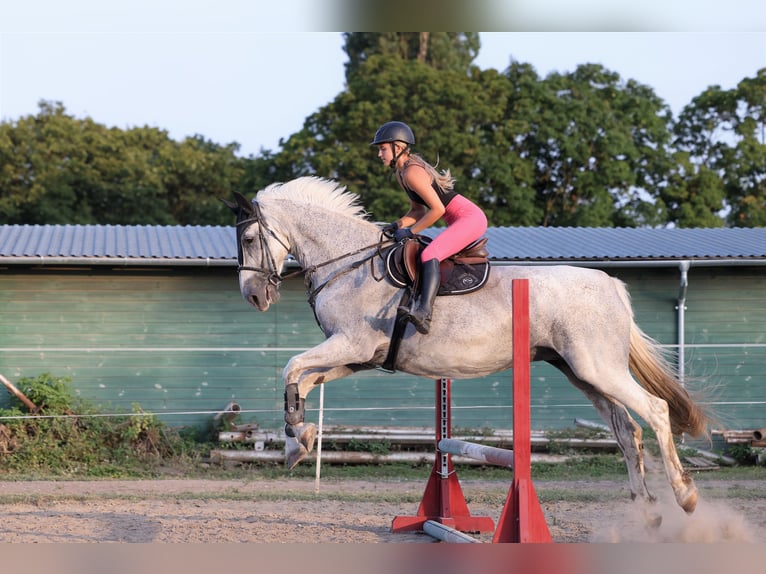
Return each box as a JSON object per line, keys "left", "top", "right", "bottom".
{"left": 1, "top": 2, "right": 764, "bottom": 157}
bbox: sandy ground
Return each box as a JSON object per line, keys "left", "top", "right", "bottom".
{"left": 0, "top": 474, "right": 763, "bottom": 544}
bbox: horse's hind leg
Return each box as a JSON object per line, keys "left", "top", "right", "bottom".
{"left": 555, "top": 364, "right": 655, "bottom": 505}
{"left": 563, "top": 378, "right": 665, "bottom": 530}
{"left": 583, "top": 370, "right": 697, "bottom": 514}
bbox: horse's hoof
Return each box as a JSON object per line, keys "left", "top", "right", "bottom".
{"left": 296, "top": 422, "right": 317, "bottom": 453}
{"left": 680, "top": 489, "right": 698, "bottom": 514}
{"left": 284, "top": 422, "right": 317, "bottom": 469}
{"left": 643, "top": 509, "right": 663, "bottom": 530}
{"left": 286, "top": 443, "right": 309, "bottom": 470}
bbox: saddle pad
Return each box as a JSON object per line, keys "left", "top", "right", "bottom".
{"left": 438, "top": 259, "right": 491, "bottom": 296}
{"left": 385, "top": 246, "right": 490, "bottom": 296}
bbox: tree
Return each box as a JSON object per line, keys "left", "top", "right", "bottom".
{"left": 258, "top": 47, "right": 679, "bottom": 229}
{"left": 503, "top": 63, "right": 674, "bottom": 227}
{"left": 342, "top": 32, "right": 480, "bottom": 78}
{"left": 270, "top": 53, "right": 513, "bottom": 224}
{"left": 671, "top": 69, "right": 766, "bottom": 227}
{"left": 724, "top": 70, "right": 766, "bottom": 226}
{"left": 0, "top": 101, "right": 245, "bottom": 225}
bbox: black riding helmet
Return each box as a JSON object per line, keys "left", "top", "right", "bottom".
{"left": 371, "top": 121, "right": 415, "bottom": 168}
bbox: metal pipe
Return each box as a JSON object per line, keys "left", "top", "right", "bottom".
{"left": 5, "top": 255, "right": 766, "bottom": 269}
{"left": 491, "top": 258, "right": 766, "bottom": 269}
{"left": 574, "top": 418, "right": 611, "bottom": 432}
{"left": 438, "top": 438, "right": 514, "bottom": 468}
{"left": 423, "top": 521, "right": 482, "bottom": 543}
{"left": 0, "top": 256, "right": 234, "bottom": 267}
{"left": 207, "top": 449, "right": 570, "bottom": 466}
{"left": 213, "top": 401, "right": 241, "bottom": 423}
{"left": 209, "top": 449, "right": 436, "bottom": 465}
{"left": 1, "top": 255, "right": 302, "bottom": 269}
{"left": 677, "top": 261, "right": 690, "bottom": 385}
{"left": 217, "top": 429, "right": 619, "bottom": 450}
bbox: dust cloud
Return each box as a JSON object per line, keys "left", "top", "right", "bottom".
{"left": 591, "top": 475, "right": 756, "bottom": 543}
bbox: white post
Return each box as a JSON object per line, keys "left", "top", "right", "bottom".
{"left": 314, "top": 383, "right": 325, "bottom": 493}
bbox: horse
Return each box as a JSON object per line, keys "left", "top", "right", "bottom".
{"left": 226, "top": 176, "right": 710, "bottom": 518}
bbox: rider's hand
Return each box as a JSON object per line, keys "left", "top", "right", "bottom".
{"left": 381, "top": 222, "right": 398, "bottom": 236}
{"left": 393, "top": 227, "right": 414, "bottom": 242}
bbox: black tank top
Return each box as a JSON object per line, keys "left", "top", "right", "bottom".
{"left": 398, "top": 164, "right": 457, "bottom": 207}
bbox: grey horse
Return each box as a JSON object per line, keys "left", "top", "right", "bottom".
{"left": 227, "top": 176, "right": 709, "bottom": 517}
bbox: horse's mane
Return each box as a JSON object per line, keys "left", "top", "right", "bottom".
{"left": 258, "top": 177, "right": 369, "bottom": 221}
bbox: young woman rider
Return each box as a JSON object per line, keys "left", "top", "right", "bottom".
{"left": 372, "top": 121, "right": 488, "bottom": 334}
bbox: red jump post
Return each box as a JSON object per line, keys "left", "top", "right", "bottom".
{"left": 493, "top": 278, "right": 552, "bottom": 542}
{"left": 390, "top": 376, "right": 495, "bottom": 534}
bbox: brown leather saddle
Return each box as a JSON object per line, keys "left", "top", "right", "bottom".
{"left": 385, "top": 236, "right": 491, "bottom": 296}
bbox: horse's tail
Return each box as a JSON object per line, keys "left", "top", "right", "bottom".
{"left": 613, "top": 279, "right": 710, "bottom": 438}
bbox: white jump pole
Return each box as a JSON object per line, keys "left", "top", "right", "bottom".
{"left": 423, "top": 520, "right": 482, "bottom": 544}
{"left": 437, "top": 438, "right": 515, "bottom": 468}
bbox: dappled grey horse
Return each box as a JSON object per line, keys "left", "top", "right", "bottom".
{"left": 227, "top": 176, "right": 709, "bottom": 519}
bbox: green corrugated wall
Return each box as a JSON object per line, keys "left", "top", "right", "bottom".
{"left": 1, "top": 264, "right": 764, "bottom": 433}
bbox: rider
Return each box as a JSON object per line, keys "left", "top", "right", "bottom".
{"left": 372, "top": 121, "right": 488, "bottom": 334}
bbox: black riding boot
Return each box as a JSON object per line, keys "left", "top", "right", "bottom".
{"left": 400, "top": 258, "right": 440, "bottom": 334}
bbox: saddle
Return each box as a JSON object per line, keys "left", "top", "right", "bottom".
{"left": 385, "top": 236, "right": 491, "bottom": 296}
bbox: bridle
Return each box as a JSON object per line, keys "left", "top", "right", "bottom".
{"left": 235, "top": 200, "right": 293, "bottom": 289}
{"left": 235, "top": 199, "right": 394, "bottom": 320}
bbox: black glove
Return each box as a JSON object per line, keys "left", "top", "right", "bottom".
{"left": 381, "top": 222, "right": 398, "bottom": 236}
{"left": 393, "top": 227, "right": 414, "bottom": 242}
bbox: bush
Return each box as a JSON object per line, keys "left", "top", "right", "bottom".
{"left": 0, "top": 373, "right": 198, "bottom": 477}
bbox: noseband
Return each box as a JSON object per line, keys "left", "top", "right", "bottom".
{"left": 235, "top": 200, "right": 290, "bottom": 287}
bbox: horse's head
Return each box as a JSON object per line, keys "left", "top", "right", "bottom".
{"left": 225, "top": 191, "right": 289, "bottom": 312}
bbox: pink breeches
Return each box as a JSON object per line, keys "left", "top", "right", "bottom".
{"left": 421, "top": 194, "right": 488, "bottom": 262}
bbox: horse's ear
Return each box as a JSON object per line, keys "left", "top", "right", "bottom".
{"left": 222, "top": 192, "right": 254, "bottom": 216}
{"left": 233, "top": 191, "right": 254, "bottom": 214}
{"left": 221, "top": 197, "right": 238, "bottom": 215}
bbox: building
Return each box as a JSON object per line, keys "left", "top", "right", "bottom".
{"left": 1, "top": 224, "right": 765, "bottom": 436}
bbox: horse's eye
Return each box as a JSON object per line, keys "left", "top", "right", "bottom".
{"left": 243, "top": 233, "right": 255, "bottom": 245}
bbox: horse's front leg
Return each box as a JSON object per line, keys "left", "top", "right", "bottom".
{"left": 281, "top": 335, "right": 374, "bottom": 469}
{"left": 283, "top": 364, "right": 356, "bottom": 469}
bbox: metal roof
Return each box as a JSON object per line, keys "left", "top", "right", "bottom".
{"left": 0, "top": 224, "right": 235, "bottom": 266}
{"left": 478, "top": 226, "right": 766, "bottom": 263}
{"left": 1, "top": 224, "right": 765, "bottom": 267}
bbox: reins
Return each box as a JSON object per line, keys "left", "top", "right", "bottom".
{"left": 303, "top": 237, "right": 392, "bottom": 309}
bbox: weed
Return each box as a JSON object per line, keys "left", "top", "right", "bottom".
{"left": 0, "top": 373, "right": 195, "bottom": 477}
{"left": 726, "top": 443, "right": 758, "bottom": 465}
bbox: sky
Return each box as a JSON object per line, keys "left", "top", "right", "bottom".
{"left": 1, "top": 2, "right": 765, "bottom": 158}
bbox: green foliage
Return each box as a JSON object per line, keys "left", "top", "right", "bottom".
{"left": 2, "top": 33, "right": 764, "bottom": 229}
{"left": 345, "top": 438, "right": 392, "bottom": 455}
{"left": 342, "top": 32, "right": 480, "bottom": 77}
{"left": 725, "top": 443, "right": 760, "bottom": 466}
{"left": 16, "top": 372, "right": 78, "bottom": 413}
{"left": 0, "top": 373, "right": 197, "bottom": 477}
{"left": 0, "top": 102, "right": 246, "bottom": 225}
{"left": 671, "top": 69, "right": 766, "bottom": 227}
